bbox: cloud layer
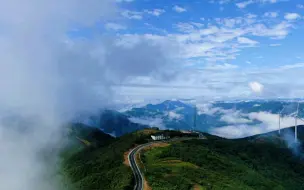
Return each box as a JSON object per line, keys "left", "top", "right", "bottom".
{"left": 0, "top": 0, "right": 178, "bottom": 189}
{"left": 212, "top": 111, "right": 304, "bottom": 139}
{"left": 102, "top": 0, "right": 304, "bottom": 102}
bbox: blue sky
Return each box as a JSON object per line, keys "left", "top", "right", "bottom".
{"left": 115, "top": 0, "right": 304, "bottom": 65}
{"left": 1, "top": 0, "right": 303, "bottom": 103}
{"left": 82, "top": 0, "right": 304, "bottom": 102}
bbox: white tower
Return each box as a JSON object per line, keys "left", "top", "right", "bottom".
{"left": 295, "top": 102, "right": 300, "bottom": 142}
{"left": 278, "top": 114, "right": 281, "bottom": 135}
{"left": 278, "top": 106, "right": 285, "bottom": 135}
{"left": 193, "top": 105, "right": 197, "bottom": 131}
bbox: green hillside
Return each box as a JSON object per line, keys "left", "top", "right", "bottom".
{"left": 60, "top": 125, "right": 158, "bottom": 190}
{"left": 142, "top": 132, "right": 304, "bottom": 190}
{"left": 61, "top": 126, "right": 304, "bottom": 190}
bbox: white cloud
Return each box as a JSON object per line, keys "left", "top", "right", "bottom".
{"left": 115, "top": 61, "right": 304, "bottom": 102}
{"left": 269, "top": 43, "right": 281, "bottom": 47}
{"left": 250, "top": 21, "right": 291, "bottom": 39}
{"left": 264, "top": 11, "right": 278, "bottom": 18}
{"left": 249, "top": 82, "right": 264, "bottom": 93}
{"left": 261, "top": 0, "right": 277, "bottom": 3}
{"left": 211, "top": 124, "right": 262, "bottom": 138}
{"left": 236, "top": 0, "right": 278, "bottom": 8}
{"left": 284, "top": 13, "right": 301, "bottom": 21}
{"left": 0, "top": 0, "right": 118, "bottom": 189}
{"left": 105, "top": 22, "right": 126, "bottom": 31}
{"left": 121, "top": 10, "right": 143, "bottom": 20}
{"left": 116, "top": 0, "right": 134, "bottom": 2}
{"left": 237, "top": 37, "right": 259, "bottom": 45}
{"left": 173, "top": 5, "right": 187, "bottom": 13}
{"left": 220, "top": 111, "right": 252, "bottom": 124}
{"left": 216, "top": 18, "right": 241, "bottom": 28}
{"left": 204, "top": 63, "right": 238, "bottom": 70}
{"left": 297, "top": 4, "right": 304, "bottom": 9}
{"left": 197, "top": 103, "right": 223, "bottom": 115}
{"left": 111, "top": 11, "right": 300, "bottom": 102}
{"left": 167, "top": 111, "right": 183, "bottom": 120}
{"left": 219, "top": 0, "right": 231, "bottom": 4}
{"left": 129, "top": 117, "right": 165, "bottom": 129}
{"left": 0, "top": 1, "right": 192, "bottom": 189}
{"left": 122, "top": 9, "right": 166, "bottom": 20}
{"left": 145, "top": 9, "right": 165, "bottom": 16}
{"left": 278, "top": 63, "right": 304, "bottom": 70}
{"left": 209, "top": 0, "right": 232, "bottom": 4}
{"left": 175, "top": 22, "right": 196, "bottom": 33}
{"left": 212, "top": 112, "right": 303, "bottom": 139}
{"left": 236, "top": 0, "right": 254, "bottom": 8}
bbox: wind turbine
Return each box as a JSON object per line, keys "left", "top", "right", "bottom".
{"left": 278, "top": 106, "right": 286, "bottom": 135}
{"left": 295, "top": 102, "right": 300, "bottom": 142}
{"left": 193, "top": 105, "right": 197, "bottom": 132}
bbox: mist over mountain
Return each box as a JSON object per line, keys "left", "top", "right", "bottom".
{"left": 84, "top": 110, "right": 148, "bottom": 137}
{"left": 122, "top": 99, "right": 304, "bottom": 138}
{"left": 59, "top": 99, "right": 304, "bottom": 139}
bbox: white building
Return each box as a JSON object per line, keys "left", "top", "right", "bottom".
{"left": 199, "top": 133, "right": 206, "bottom": 139}
{"left": 151, "top": 134, "right": 170, "bottom": 141}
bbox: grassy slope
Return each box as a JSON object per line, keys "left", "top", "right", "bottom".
{"left": 61, "top": 127, "right": 158, "bottom": 190}
{"left": 142, "top": 133, "right": 304, "bottom": 190}
{"left": 62, "top": 126, "right": 304, "bottom": 190}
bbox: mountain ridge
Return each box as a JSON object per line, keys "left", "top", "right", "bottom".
{"left": 61, "top": 124, "right": 304, "bottom": 190}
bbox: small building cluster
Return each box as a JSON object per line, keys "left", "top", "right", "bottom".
{"left": 180, "top": 130, "right": 192, "bottom": 134}
{"left": 198, "top": 133, "right": 206, "bottom": 139}
{"left": 180, "top": 130, "right": 206, "bottom": 139}
{"left": 150, "top": 130, "right": 206, "bottom": 141}
{"left": 151, "top": 133, "right": 170, "bottom": 141}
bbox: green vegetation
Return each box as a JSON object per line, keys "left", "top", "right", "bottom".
{"left": 142, "top": 136, "right": 304, "bottom": 190}
{"left": 61, "top": 125, "right": 157, "bottom": 190}
{"left": 61, "top": 125, "right": 304, "bottom": 190}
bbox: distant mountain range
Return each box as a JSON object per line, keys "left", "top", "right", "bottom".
{"left": 62, "top": 99, "right": 304, "bottom": 190}
{"left": 71, "top": 99, "right": 304, "bottom": 138}
{"left": 81, "top": 110, "right": 148, "bottom": 137}
{"left": 121, "top": 99, "right": 304, "bottom": 138}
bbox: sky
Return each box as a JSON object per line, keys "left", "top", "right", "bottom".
{"left": 79, "top": 0, "right": 304, "bottom": 103}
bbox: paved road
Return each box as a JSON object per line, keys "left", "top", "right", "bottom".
{"left": 128, "top": 137, "right": 204, "bottom": 190}
{"left": 128, "top": 143, "right": 152, "bottom": 190}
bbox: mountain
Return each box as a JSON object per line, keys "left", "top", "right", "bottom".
{"left": 123, "top": 99, "right": 304, "bottom": 138}
{"left": 61, "top": 128, "right": 160, "bottom": 190}
{"left": 61, "top": 127, "right": 304, "bottom": 190}
{"left": 59, "top": 99, "right": 304, "bottom": 190}
{"left": 80, "top": 110, "right": 149, "bottom": 137}
{"left": 67, "top": 123, "right": 115, "bottom": 147}
{"left": 142, "top": 134, "right": 304, "bottom": 190}
{"left": 124, "top": 100, "right": 196, "bottom": 130}
{"left": 70, "top": 99, "right": 303, "bottom": 139}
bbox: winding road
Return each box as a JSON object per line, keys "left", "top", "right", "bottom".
{"left": 128, "top": 143, "right": 152, "bottom": 190}
{"left": 128, "top": 137, "right": 204, "bottom": 190}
